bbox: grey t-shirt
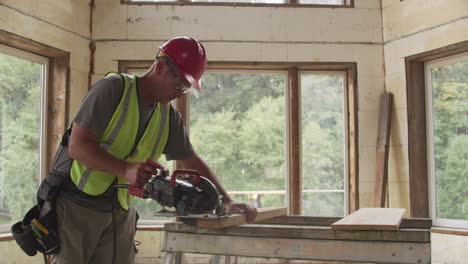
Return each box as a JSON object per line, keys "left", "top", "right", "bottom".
{"left": 52, "top": 74, "right": 194, "bottom": 175}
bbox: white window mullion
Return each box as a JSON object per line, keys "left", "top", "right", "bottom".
{"left": 426, "top": 52, "right": 468, "bottom": 229}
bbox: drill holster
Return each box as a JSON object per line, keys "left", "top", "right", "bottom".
{"left": 11, "top": 171, "right": 64, "bottom": 256}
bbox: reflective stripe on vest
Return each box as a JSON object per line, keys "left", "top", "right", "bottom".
{"left": 77, "top": 76, "right": 134, "bottom": 190}
{"left": 70, "top": 73, "right": 170, "bottom": 210}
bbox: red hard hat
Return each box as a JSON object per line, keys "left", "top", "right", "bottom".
{"left": 159, "top": 36, "right": 207, "bottom": 91}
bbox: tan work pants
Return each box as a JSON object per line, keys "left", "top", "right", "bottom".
{"left": 51, "top": 195, "right": 136, "bottom": 264}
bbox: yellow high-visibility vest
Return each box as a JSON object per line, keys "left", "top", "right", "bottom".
{"left": 70, "top": 73, "right": 170, "bottom": 210}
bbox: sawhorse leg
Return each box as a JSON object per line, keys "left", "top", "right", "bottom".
{"left": 163, "top": 252, "right": 183, "bottom": 264}
{"left": 211, "top": 255, "right": 239, "bottom": 264}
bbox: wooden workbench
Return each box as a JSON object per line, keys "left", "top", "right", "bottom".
{"left": 162, "top": 216, "right": 431, "bottom": 264}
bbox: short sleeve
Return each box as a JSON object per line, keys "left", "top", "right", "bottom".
{"left": 163, "top": 106, "right": 195, "bottom": 160}
{"left": 72, "top": 75, "right": 123, "bottom": 138}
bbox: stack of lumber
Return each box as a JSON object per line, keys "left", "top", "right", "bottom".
{"left": 331, "top": 207, "right": 405, "bottom": 231}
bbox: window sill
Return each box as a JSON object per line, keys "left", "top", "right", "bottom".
{"left": 0, "top": 233, "right": 14, "bottom": 242}
{"left": 121, "top": 1, "right": 353, "bottom": 8}
{"left": 137, "top": 224, "right": 165, "bottom": 231}
{"left": 432, "top": 227, "right": 468, "bottom": 237}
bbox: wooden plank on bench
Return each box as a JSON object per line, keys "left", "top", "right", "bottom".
{"left": 331, "top": 208, "right": 405, "bottom": 231}
{"left": 178, "top": 207, "right": 287, "bottom": 229}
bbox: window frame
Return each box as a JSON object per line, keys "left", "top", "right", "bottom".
{"left": 425, "top": 52, "right": 468, "bottom": 229}
{"left": 120, "top": 0, "right": 354, "bottom": 8}
{"left": 299, "top": 70, "right": 349, "bottom": 216}
{"left": 0, "top": 30, "right": 70, "bottom": 177}
{"left": 118, "top": 60, "right": 359, "bottom": 216}
{"left": 0, "top": 30, "right": 69, "bottom": 236}
{"left": 0, "top": 45, "right": 49, "bottom": 233}
{"left": 405, "top": 40, "right": 468, "bottom": 218}
{"left": 0, "top": 44, "right": 49, "bottom": 180}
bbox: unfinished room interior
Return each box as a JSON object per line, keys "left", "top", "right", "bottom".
{"left": 0, "top": 0, "right": 467, "bottom": 263}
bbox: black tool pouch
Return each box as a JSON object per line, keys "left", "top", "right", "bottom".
{"left": 37, "top": 171, "right": 65, "bottom": 205}
{"left": 11, "top": 171, "right": 65, "bottom": 256}
{"left": 11, "top": 209, "right": 39, "bottom": 256}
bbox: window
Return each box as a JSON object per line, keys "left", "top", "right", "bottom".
{"left": 190, "top": 0, "right": 285, "bottom": 3}
{"left": 119, "top": 60, "right": 358, "bottom": 219}
{"left": 122, "top": 0, "right": 353, "bottom": 7}
{"left": 298, "top": 0, "right": 343, "bottom": 4}
{"left": 301, "top": 72, "right": 346, "bottom": 216}
{"left": 405, "top": 41, "right": 468, "bottom": 219}
{"left": 426, "top": 53, "right": 468, "bottom": 229}
{"left": 190, "top": 70, "right": 287, "bottom": 209}
{"left": 0, "top": 44, "right": 48, "bottom": 232}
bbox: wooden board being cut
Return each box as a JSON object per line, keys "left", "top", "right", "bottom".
{"left": 331, "top": 208, "right": 405, "bottom": 231}
{"left": 177, "top": 207, "right": 287, "bottom": 229}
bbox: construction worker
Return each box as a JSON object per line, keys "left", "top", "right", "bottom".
{"left": 49, "top": 36, "right": 258, "bottom": 264}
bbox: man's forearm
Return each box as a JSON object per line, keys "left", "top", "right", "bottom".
{"left": 68, "top": 139, "right": 127, "bottom": 178}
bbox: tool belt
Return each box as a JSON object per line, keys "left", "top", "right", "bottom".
{"left": 11, "top": 171, "right": 65, "bottom": 256}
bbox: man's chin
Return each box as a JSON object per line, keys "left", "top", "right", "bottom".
{"left": 161, "top": 98, "right": 175, "bottom": 104}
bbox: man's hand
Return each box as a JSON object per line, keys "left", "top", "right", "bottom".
{"left": 224, "top": 201, "right": 258, "bottom": 223}
{"left": 122, "top": 162, "right": 157, "bottom": 187}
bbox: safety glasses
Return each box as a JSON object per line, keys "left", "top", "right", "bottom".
{"left": 166, "top": 60, "right": 192, "bottom": 93}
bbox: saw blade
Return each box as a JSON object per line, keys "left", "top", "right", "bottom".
{"left": 177, "top": 214, "right": 227, "bottom": 226}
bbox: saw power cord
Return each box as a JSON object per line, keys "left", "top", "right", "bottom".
{"left": 112, "top": 188, "right": 117, "bottom": 264}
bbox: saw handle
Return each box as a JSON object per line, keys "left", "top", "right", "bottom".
{"left": 127, "top": 160, "right": 169, "bottom": 199}
{"left": 146, "top": 159, "right": 170, "bottom": 177}
{"left": 128, "top": 185, "right": 146, "bottom": 198}
{"left": 170, "top": 169, "right": 201, "bottom": 186}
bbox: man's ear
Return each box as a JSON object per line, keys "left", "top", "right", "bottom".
{"left": 155, "top": 60, "right": 165, "bottom": 75}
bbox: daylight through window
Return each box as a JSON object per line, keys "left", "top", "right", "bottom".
{"left": 426, "top": 52, "right": 468, "bottom": 229}
{"left": 190, "top": 71, "right": 287, "bottom": 209}
{"left": 300, "top": 72, "right": 346, "bottom": 217}
{"left": 0, "top": 45, "right": 48, "bottom": 232}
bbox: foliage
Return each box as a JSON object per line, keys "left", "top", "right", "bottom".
{"left": 0, "top": 53, "right": 41, "bottom": 223}
{"left": 189, "top": 72, "right": 346, "bottom": 216}
{"left": 431, "top": 61, "right": 468, "bottom": 221}
{"left": 436, "top": 135, "right": 468, "bottom": 220}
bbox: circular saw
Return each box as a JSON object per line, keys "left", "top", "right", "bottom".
{"left": 125, "top": 160, "right": 225, "bottom": 217}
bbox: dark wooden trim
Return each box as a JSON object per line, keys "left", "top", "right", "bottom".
{"left": 288, "top": 67, "right": 301, "bottom": 215}
{"left": 121, "top": 0, "right": 353, "bottom": 8}
{"left": 137, "top": 225, "right": 165, "bottom": 231}
{"left": 400, "top": 218, "right": 432, "bottom": 229}
{"left": 0, "top": 234, "right": 14, "bottom": 242}
{"left": 0, "top": 29, "right": 69, "bottom": 176}
{"left": 258, "top": 216, "right": 431, "bottom": 229}
{"left": 47, "top": 55, "right": 70, "bottom": 172}
{"left": 119, "top": 61, "right": 357, "bottom": 72}
{"left": 0, "top": 30, "right": 67, "bottom": 58}
{"left": 258, "top": 215, "right": 341, "bottom": 226}
{"left": 208, "top": 61, "right": 357, "bottom": 71}
{"left": 405, "top": 40, "right": 468, "bottom": 218}
{"left": 347, "top": 63, "right": 359, "bottom": 213}
{"left": 406, "top": 40, "right": 468, "bottom": 63}
{"left": 432, "top": 227, "right": 468, "bottom": 237}
{"left": 405, "top": 60, "right": 428, "bottom": 218}
{"left": 88, "top": 41, "right": 96, "bottom": 89}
